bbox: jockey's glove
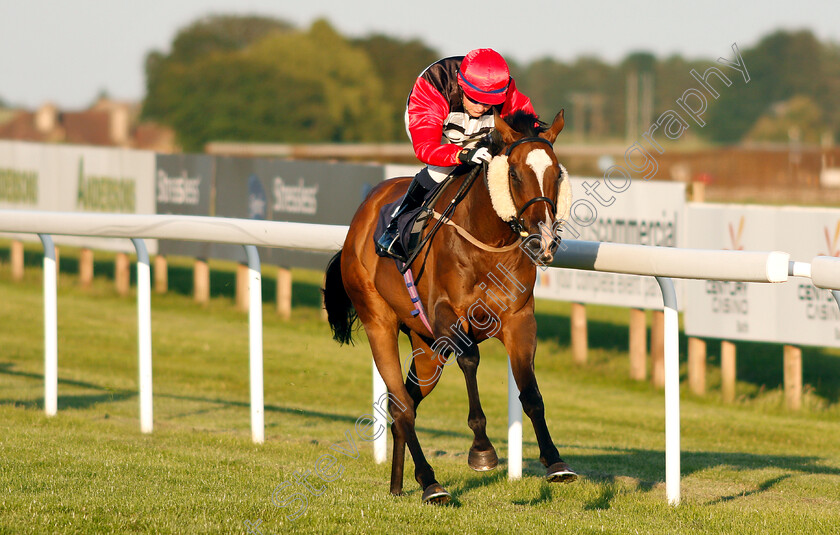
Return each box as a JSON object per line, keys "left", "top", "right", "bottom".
{"left": 458, "top": 147, "right": 492, "bottom": 166}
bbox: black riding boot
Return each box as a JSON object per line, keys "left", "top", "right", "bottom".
{"left": 375, "top": 174, "right": 433, "bottom": 262}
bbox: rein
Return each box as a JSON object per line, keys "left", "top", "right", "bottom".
{"left": 430, "top": 210, "right": 521, "bottom": 253}
{"left": 399, "top": 163, "right": 484, "bottom": 275}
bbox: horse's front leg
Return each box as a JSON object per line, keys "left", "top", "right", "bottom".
{"left": 500, "top": 313, "right": 577, "bottom": 482}
{"left": 456, "top": 343, "right": 498, "bottom": 471}
{"left": 434, "top": 306, "right": 498, "bottom": 471}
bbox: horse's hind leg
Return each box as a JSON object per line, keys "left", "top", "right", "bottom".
{"left": 402, "top": 330, "right": 450, "bottom": 503}
{"left": 363, "top": 323, "right": 450, "bottom": 503}
{"left": 389, "top": 332, "right": 443, "bottom": 497}
{"left": 388, "top": 400, "right": 408, "bottom": 496}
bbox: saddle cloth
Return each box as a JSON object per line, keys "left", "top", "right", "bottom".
{"left": 373, "top": 182, "right": 443, "bottom": 259}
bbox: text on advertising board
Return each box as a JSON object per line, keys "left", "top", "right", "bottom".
{"left": 156, "top": 170, "right": 200, "bottom": 205}
{"left": 76, "top": 158, "right": 135, "bottom": 213}
{"left": 273, "top": 177, "right": 317, "bottom": 215}
{"left": 0, "top": 167, "right": 38, "bottom": 205}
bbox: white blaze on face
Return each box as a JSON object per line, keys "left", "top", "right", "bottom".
{"left": 526, "top": 148, "right": 553, "bottom": 215}
{"left": 525, "top": 148, "right": 555, "bottom": 255}
{"left": 526, "top": 149, "right": 553, "bottom": 196}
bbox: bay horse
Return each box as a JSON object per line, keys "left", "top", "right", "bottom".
{"left": 322, "top": 110, "right": 575, "bottom": 504}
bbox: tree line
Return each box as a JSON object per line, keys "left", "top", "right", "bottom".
{"left": 140, "top": 15, "right": 840, "bottom": 152}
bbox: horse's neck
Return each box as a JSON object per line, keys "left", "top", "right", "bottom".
{"left": 441, "top": 171, "right": 537, "bottom": 299}
{"left": 457, "top": 170, "right": 519, "bottom": 247}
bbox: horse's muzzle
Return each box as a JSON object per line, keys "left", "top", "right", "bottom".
{"left": 521, "top": 231, "right": 558, "bottom": 266}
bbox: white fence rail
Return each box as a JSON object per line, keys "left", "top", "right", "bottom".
{"left": 549, "top": 241, "right": 789, "bottom": 505}
{"left": 1, "top": 210, "right": 345, "bottom": 445}
{"left": 3, "top": 209, "right": 838, "bottom": 506}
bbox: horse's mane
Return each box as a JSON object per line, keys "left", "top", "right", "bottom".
{"left": 505, "top": 110, "right": 547, "bottom": 137}
{"left": 482, "top": 111, "right": 548, "bottom": 156}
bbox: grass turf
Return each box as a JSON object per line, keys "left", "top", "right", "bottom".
{"left": 1, "top": 244, "right": 839, "bottom": 534}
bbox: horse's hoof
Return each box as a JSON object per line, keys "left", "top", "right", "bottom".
{"left": 546, "top": 461, "right": 578, "bottom": 483}
{"left": 468, "top": 446, "right": 499, "bottom": 472}
{"left": 421, "top": 483, "right": 451, "bottom": 505}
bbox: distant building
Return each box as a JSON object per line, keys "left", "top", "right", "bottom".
{"left": 0, "top": 98, "right": 177, "bottom": 152}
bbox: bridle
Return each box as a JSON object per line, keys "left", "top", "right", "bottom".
{"left": 404, "top": 136, "right": 563, "bottom": 276}
{"left": 503, "top": 136, "right": 557, "bottom": 238}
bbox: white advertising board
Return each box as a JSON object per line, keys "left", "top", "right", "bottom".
{"left": 684, "top": 203, "right": 840, "bottom": 347}
{"left": 534, "top": 177, "right": 686, "bottom": 310}
{"left": 0, "top": 141, "right": 156, "bottom": 253}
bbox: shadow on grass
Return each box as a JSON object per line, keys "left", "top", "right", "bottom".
{"left": 569, "top": 444, "right": 840, "bottom": 479}
{"left": 559, "top": 445, "right": 839, "bottom": 509}
{"left": 0, "top": 362, "right": 136, "bottom": 411}
{"left": 512, "top": 480, "right": 555, "bottom": 506}
{"left": 4, "top": 360, "right": 835, "bottom": 509}
{"left": 0, "top": 362, "right": 473, "bottom": 440}
{"left": 583, "top": 482, "right": 616, "bottom": 510}
{"left": 450, "top": 469, "right": 508, "bottom": 503}
{"left": 1, "top": 392, "right": 137, "bottom": 412}
{"left": 443, "top": 445, "right": 826, "bottom": 508}
{"left": 704, "top": 474, "right": 792, "bottom": 505}
{"left": 5, "top": 359, "right": 838, "bottom": 485}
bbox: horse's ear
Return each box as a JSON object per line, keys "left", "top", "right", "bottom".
{"left": 539, "top": 109, "right": 565, "bottom": 144}
{"left": 494, "top": 110, "right": 520, "bottom": 144}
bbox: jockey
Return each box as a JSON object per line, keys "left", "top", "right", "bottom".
{"left": 375, "top": 48, "right": 536, "bottom": 262}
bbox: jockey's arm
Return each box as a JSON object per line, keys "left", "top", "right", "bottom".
{"left": 406, "top": 77, "right": 463, "bottom": 167}
{"left": 406, "top": 77, "right": 537, "bottom": 167}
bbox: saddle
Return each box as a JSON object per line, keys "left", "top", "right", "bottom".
{"left": 373, "top": 172, "right": 459, "bottom": 265}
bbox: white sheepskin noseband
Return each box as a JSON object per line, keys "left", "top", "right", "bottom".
{"left": 556, "top": 163, "right": 571, "bottom": 223}
{"left": 486, "top": 155, "right": 572, "bottom": 223}
{"left": 486, "top": 155, "right": 517, "bottom": 221}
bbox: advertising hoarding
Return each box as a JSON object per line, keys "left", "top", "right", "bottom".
{"left": 684, "top": 203, "right": 840, "bottom": 347}
{"left": 534, "top": 177, "right": 686, "bottom": 310}
{"left": 213, "top": 157, "right": 382, "bottom": 269}
{"left": 0, "top": 141, "right": 156, "bottom": 252}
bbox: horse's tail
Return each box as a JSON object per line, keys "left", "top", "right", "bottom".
{"left": 322, "top": 250, "right": 357, "bottom": 345}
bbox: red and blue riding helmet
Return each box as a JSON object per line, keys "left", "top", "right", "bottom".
{"left": 457, "top": 48, "right": 511, "bottom": 106}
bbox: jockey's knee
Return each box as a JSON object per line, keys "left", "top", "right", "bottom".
{"left": 423, "top": 165, "right": 455, "bottom": 185}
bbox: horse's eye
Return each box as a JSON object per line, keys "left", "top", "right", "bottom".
{"left": 509, "top": 168, "right": 519, "bottom": 182}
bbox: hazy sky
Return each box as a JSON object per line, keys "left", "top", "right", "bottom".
{"left": 1, "top": 0, "right": 838, "bottom": 109}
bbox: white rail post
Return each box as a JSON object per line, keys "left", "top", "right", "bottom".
{"left": 808, "top": 257, "right": 840, "bottom": 314}
{"left": 38, "top": 234, "right": 57, "bottom": 417}
{"left": 655, "top": 276, "right": 680, "bottom": 506}
{"left": 372, "top": 363, "right": 388, "bottom": 464}
{"left": 507, "top": 358, "right": 523, "bottom": 480}
{"left": 131, "top": 238, "right": 153, "bottom": 434}
{"left": 244, "top": 245, "right": 264, "bottom": 444}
